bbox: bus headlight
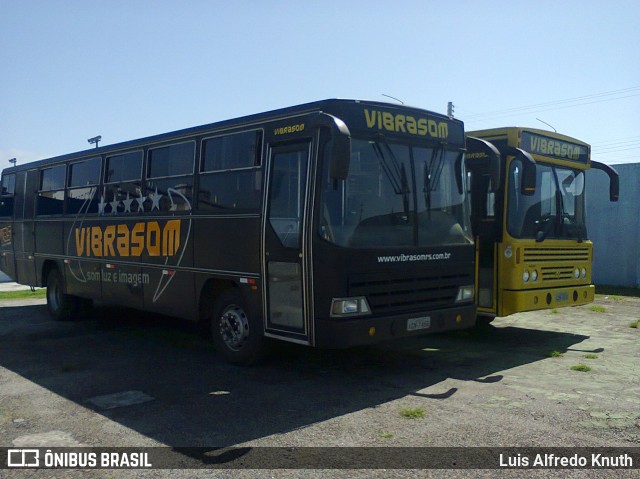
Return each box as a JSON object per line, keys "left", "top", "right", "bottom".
{"left": 531, "top": 270, "right": 538, "bottom": 281}
{"left": 574, "top": 268, "right": 580, "bottom": 279}
{"left": 330, "top": 297, "right": 371, "bottom": 317}
{"left": 455, "top": 285, "right": 475, "bottom": 303}
{"left": 581, "top": 268, "right": 587, "bottom": 278}
{"left": 523, "top": 270, "right": 530, "bottom": 282}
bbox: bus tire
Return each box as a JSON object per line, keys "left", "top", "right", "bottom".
{"left": 46, "top": 268, "right": 77, "bottom": 321}
{"left": 210, "top": 289, "right": 265, "bottom": 366}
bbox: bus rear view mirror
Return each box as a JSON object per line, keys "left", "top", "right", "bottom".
{"left": 329, "top": 133, "right": 351, "bottom": 180}
{"left": 465, "top": 137, "right": 501, "bottom": 192}
{"left": 310, "top": 113, "right": 352, "bottom": 181}
{"left": 506, "top": 147, "right": 536, "bottom": 196}
{"left": 591, "top": 161, "right": 619, "bottom": 202}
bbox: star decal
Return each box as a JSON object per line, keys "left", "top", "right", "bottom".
{"left": 98, "top": 195, "right": 107, "bottom": 216}
{"left": 122, "top": 192, "right": 134, "bottom": 213}
{"left": 137, "top": 191, "right": 146, "bottom": 212}
{"left": 149, "top": 187, "right": 163, "bottom": 211}
{"left": 109, "top": 194, "right": 120, "bottom": 215}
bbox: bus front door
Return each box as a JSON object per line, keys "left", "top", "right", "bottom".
{"left": 471, "top": 173, "right": 499, "bottom": 316}
{"left": 263, "top": 141, "right": 312, "bottom": 344}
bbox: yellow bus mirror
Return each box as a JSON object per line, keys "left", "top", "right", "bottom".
{"left": 506, "top": 147, "right": 536, "bottom": 196}
{"left": 591, "top": 160, "right": 619, "bottom": 202}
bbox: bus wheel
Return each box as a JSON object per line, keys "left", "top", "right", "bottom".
{"left": 211, "top": 289, "right": 265, "bottom": 365}
{"left": 46, "top": 268, "right": 76, "bottom": 321}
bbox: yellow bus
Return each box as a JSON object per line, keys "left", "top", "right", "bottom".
{"left": 465, "top": 127, "right": 619, "bottom": 321}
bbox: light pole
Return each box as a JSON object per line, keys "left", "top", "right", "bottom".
{"left": 9, "top": 158, "right": 17, "bottom": 167}
{"left": 88, "top": 135, "right": 102, "bottom": 148}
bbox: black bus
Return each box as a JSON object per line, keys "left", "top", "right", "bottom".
{"left": 0, "top": 99, "right": 477, "bottom": 364}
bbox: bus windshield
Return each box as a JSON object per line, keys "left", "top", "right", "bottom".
{"left": 507, "top": 160, "right": 586, "bottom": 241}
{"left": 319, "top": 138, "right": 471, "bottom": 248}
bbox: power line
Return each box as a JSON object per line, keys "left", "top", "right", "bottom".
{"left": 460, "top": 86, "right": 640, "bottom": 125}
{"left": 591, "top": 135, "right": 640, "bottom": 147}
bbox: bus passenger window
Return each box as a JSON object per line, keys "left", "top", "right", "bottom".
{"left": 198, "top": 131, "right": 263, "bottom": 212}
{"left": 0, "top": 174, "right": 16, "bottom": 217}
{"left": 102, "top": 151, "right": 143, "bottom": 215}
{"left": 146, "top": 142, "right": 195, "bottom": 212}
{"left": 37, "top": 165, "right": 66, "bottom": 215}
{"left": 148, "top": 142, "right": 195, "bottom": 178}
{"left": 67, "top": 157, "right": 101, "bottom": 215}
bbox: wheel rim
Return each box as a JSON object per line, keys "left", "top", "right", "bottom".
{"left": 218, "top": 304, "right": 250, "bottom": 352}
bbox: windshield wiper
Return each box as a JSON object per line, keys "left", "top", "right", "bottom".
{"left": 423, "top": 144, "right": 445, "bottom": 220}
{"left": 371, "top": 141, "right": 411, "bottom": 221}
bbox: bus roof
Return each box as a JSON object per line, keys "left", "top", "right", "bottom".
{"left": 3, "top": 99, "right": 463, "bottom": 174}
{"left": 467, "top": 127, "right": 590, "bottom": 166}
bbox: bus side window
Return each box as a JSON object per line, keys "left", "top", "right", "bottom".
{"left": 0, "top": 174, "right": 16, "bottom": 217}
{"left": 37, "top": 165, "right": 66, "bottom": 215}
{"left": 104, "top": 151, "right": 143, "bottom": 215}
{"left": 67, "top": 157, "right": 101, "bottom": 215}
{"left": 198, "top": 130, "right": 263, "bottom": 212}
{"left": 146, "top": 142, "right": 195, "bottom": 212}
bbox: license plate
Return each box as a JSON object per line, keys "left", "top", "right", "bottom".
{"left": 556, "top": 292, "right": 569, "bottom": 302}
{"left": 407, "top": 316, "right": 431, "bottom": 331}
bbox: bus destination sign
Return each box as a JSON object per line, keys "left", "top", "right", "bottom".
{"left": 521, "top": 131, "right": 589, "bottom": 164}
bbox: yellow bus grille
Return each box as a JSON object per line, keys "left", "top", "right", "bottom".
{"left": 523, "top": 247, "right": 590, "bottom": 263}
{"left": 540, "top": 266, "right": 576, "bottom": 281}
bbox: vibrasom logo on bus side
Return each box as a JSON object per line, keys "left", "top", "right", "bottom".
{"left": 74, "top": 220, "right": 181, "bottom": 258}
{"left": 65, "top": 187, "right": 192, "bottom": 303}
{"left": 364, "top": 109, "right": 449, "bottom": 139}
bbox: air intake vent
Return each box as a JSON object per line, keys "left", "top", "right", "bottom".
{"left": 349, "top": 272, "right": 472, "bottom": 314}
{"left": 523, "top": 247, "right": 589, "bottom": 262}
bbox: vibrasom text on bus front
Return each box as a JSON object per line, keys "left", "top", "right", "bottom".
{"left": 364, "top": 109, "right": 449, "bottom": 139}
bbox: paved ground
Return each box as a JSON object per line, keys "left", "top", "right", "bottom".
{"left": 0, "top": 290, "right": 638, "bottom": 478}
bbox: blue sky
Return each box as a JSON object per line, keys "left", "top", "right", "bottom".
{"left": 1, "top": 0, "right": 639, "bottom": 167}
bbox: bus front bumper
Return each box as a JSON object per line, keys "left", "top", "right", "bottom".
{"left": 314, "top": 304, "right": 476, "bottom": 349}
{"left": 501, "top": 284, "right": 595, "bottom": 317}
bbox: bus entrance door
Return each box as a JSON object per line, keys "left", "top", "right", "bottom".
{"left": 264, "top": 141, "right": 312, "bottom": 344}
{"left": 13, "top": 170, "right": 38, "bottom": 287}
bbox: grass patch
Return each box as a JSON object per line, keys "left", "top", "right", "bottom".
{"left": 399, "top": 408, "right": 425, "bottom": 419}
{"left": 583, "top": 354, "right": 599, "bottom": 360}
{"left": 589, "top": 305, "right": 606, "bottom": 313}
{"left": 549, "top": 308, "right": 559, "bottom": 314}
{"left": 548, "top": 350, "right": 564, "bottom": 358}
{"left": 629, "top": 321, "right": 639, "bottom": 329}
{"left": 595, "top": 285, "right": 640, "bottom": 298}
{"left": 379, "top": 432, "right": 394, "bottom": 439}
{"left": 0, "top": 288, "right": 46, "bottom": 300}
{"left": 571, "top": 364, "right": 592, "bottom": 373}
